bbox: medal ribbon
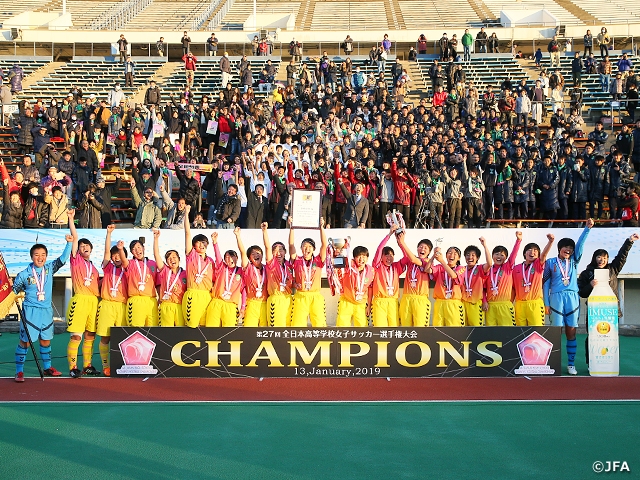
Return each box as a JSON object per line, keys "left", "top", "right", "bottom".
{"left": 384, "top": 265, "right": 394, "bottom": 293}
{"left": 135, "top": 258, "right": 148, "bottom": 289}
{"left": 253, "top": 265, "right": 265, "bottom": 295}
{"left": 32, "top": 266, "right": 46, "bottom": 297}
{"left": 464, "top": 265, "right": 478, "bottom": 296}
{"left": 522, "top": 262, "right": 534, "bottom": 289}
{"left": 444, "top": 270, "right": 453, "bottom": 297}
{"left": 164, "top": 268, "right": 182, "bottom": 298}
{"left": 111, "top": 262, "right": 124, "bottom": 295}
{"left": 303, "top": 259, "right": 314, "bottom": 289}
{"left": 225, "top": 267, "right": 237, "bottom": 294}
{"left": 195, "top": 255, "right": 210, "bottom": 282}
{"left": 490, "top": 266, "right": 502, "bottom": 295}
{"left": 556, "top": 258, "right": 570, "bottom": 284}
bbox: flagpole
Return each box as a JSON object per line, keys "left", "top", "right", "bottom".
{"left": 16, "top": 300, "right": 45, "bottom": 381}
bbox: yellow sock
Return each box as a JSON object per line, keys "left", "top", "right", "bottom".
{"left": 82, "top": 337, "right": 95, "bottom": 368}
{"left": 67, "top": 337, "right": 81, "bottom": 371}
{"left": 99, "top": 342, "right": 110, "bottom": 369}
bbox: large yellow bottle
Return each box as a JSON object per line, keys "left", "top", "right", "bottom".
{"left": 587, "top": 269, "right": 619, "bottom": 376}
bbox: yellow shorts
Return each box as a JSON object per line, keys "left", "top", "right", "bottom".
{"left": 291, "top": 291, "right": 326, "bottom": 327}
{"left": 463, "top": 300, "right": 485, "bottom": 327}
{"left": 372, "top": 297, "right": 398, "bottom": 327}
{"left": 96, "top": 299, "right": 126, "bottom": 337}
{"left": 182, "top": 288, "right": 211, "bottom": 328}
{"left": 486, "top": 301, "right": 516, "bottom": 326}
{"left": 127, "top": 296, "right": 159, "bottom": 327}
{"left": 159, "top": 301, "right": 184, "bottom": 327}
{"left": 515, "top": 298, "right": 545, "bottom": 326}
{"left": 244, "top": 298, "right": 267, "bottom": 327}
{"left": 66, "top": 294, "right": 98, "bottom": 333}
{"left": 433, "top": 299, "right": 465, "bottom": 327}
{"left": 267, "top": 295, "right": 292, "bottom": 327}
{"left": 399, "top": 294, "right": 431, "bottom": 327}
{"left": 336, "top": 297, "right": 368, "bottom": 327}
{"left": 206, "top": 298, "right": 239, "bottom": 327}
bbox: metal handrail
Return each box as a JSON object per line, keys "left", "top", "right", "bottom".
{"left": 208, "top": 0, "right": 234, "bottom": 29}
{"left": 89, "top": 0, "right": 154, "bottom": 31}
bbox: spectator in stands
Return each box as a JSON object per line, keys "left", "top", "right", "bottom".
{"left": 611, "top": 73, "right": 624, "bottom": 102}
{"left": 599, "top": 55, "right": 612, "bottom": 93}
{"left": 117, "top": 34, "right": 128, "bottom": 63}
{"left": 215, "top": 183, "right": 241, "bottom": 229}
{"left": 382, "top": 34, "right": 391, "bottom": 54}
{"left": 584, "top": 30, "right": 593, "bottom": 56}
{"left": 1, "top": 178, "right": 23, "bottom": 229}
{"left": 130, "top": 179, "right": 162, "bottom": 229}
{"left": 597, "top": 27, "right": 610, "bottom": 58}
{"left": 516, "top": 89, "right": 531, "bottom": 130}
{"left": 617, "top": 53, "right": 633, "bottom": 85}
{"left": 8, "top": 64, "right": 23, "bottom": 95}
{"left": 76, "top": 182, "right": 103, "bottom": 229}
{"left": 408, "top": 46, "right": 417, "bottom": 62}
{"left": 144, "top": 80, "right": 162, "bottom": 107}
{"left": 220, "top": 52, "right": 232, "bottom": 89}
{"left": 43, "top": 185, "right": 68, "bottom": 228}
{"left": 124, "top": 56, "right": 135, "bottom": 87}
{"left": 439, "top": 33, "right": 449, "bottom": 61}
{"left": 175, "top": 166, "right": 201, "bottom": 222}
{"left": 449, "top": 34, "right": 458, "bottom": 61}
{"left": 534, "top": 48, "right": 543, "bottom": 68}
{"left": 571, "top": 52, "right": 583, "bottom": 87}
{"left": 476, "top": 28, "right": 488, "bottom": 53}
{"left": 417, "top": 34, "right": 427, "bottom": 55}
{"left": 207, "top": 33, "right": 219, "bottom": 57}
{"left": 628, "top": 83, "right": 638, "bottom": 121}
{"left": 343, "top": 35, "right": 353, "bottom": 56}
{"left": 23, "top": 182, "right": 49, "bottom": 228}
{"left": 548, "top": 36, "right": 560, "bottom": 68}
{"left": 106, "top": 83, "right": 124, "bottom": 108}
{"left": 0, "top": 83, "right": 11, "bottom": 126}
{"left": 181, "top": 31, "right": 191, "bottom": 56}
{"left": 462, "top": 29, "right": 473, "bottom": 62}
{"left": 585, "top": 53, "right": 597, "bottom": 74}
{"left": 183, "top": 52, "right": 197, "bottom": 89}
{"left": 157, "top": 37, "right": 165, "bottom": 56}
{"left": 16, "top": 109, "right": 35, "bottom": 155}
{"left": 488, "top": 33, "right": 499, "bottom": 54}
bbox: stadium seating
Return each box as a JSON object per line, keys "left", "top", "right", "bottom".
{"left": 122, "top": 0, "right": 213, "bottom": 31}
{"left": 571, "top": 0, "right": 640, "bottom": 24}
{"left": 35, "top": 0, "right": 122, "bottom": 29}
{"left": 219, "top": 0, "right": 301, "bottom": 30}
{"left": 309, "top": 2, "right": 388, "bottom": 31}
{"left": 399, "top": 0, "right": 483, "bottom": 29}
{"left": 0, "top": 59, "right": 51, "bottom": 77}
{"left": 482, "top": 0, "right": 581, "bottom": 24}
{"left": 0, "top": 0, "right": 43, "bottom": 25}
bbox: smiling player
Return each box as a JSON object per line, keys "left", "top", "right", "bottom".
{"left": 262, "top": 223, "right": 294, "bottom": 327}
{"left": 429, "top": 246, "right": 465, "bottom": 326}
{"left": 461, "top": 237, "right": 492, "bottom": 327}
{"left": 153, "top": 229, "right": 187, "bottom": 326}
{"left": 206, "top": 231, "right": 244, "bottom": 327}
{"left": 398, "top": 237, "right": 435, "bottom": 327}
{"left": 235, "top": 227, "right": 268, "bottom": 327}
{"left": 484, "top": 231, "right": 522, "bottom": 326}
{"left": 121, "top": 236, "right": 159, "bottom": 327}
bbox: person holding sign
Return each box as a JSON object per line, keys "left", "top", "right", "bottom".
{"left": 66, "top": 209, "right": 101, "bottom": 378}
{"left": 262, "top": 223, "right": 294, "bottom": 327}
{"left": 182, "top": 205, "right": 214, "bottom": 327}
{"left": 288, "top": 216, "right": 328, "bottom": 327}
{"left": 543, "top": 218, "right": 594, "bottom": 375}
{"left": 461, "top": 239, "right": 492, "bottom": 327}
{"left": 153, "top": 229, "right": 186, "bottom": 326}
{"left": 206, "top": 232, "right": 244, "bottom": 327}
{"left": 578, "top": 233, "right": 638, "bottom": 365}
{"left": 429, "top": 246, "right": 465, "bottom": 327}
{"left": 513, "top": 234, "right": 555, "bottom": 327}
{"left": 484, "top": 232, "right": 522, "bottom": 326}
{"left": 121, "top": 237, "right": 159, "bottom": 328}
{"left": 13, "top": 217, "right": 73, "bottom": 382}
{"left": 235, "top": 227, "right": 268, "bottom": 327}
{"left": 95, "top": 225, "right": 128, "bottom": 377}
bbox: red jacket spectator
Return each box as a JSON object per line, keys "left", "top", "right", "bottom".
{"left": 287, "top": 161, "right": 308, "bottom": 189}
{"left": 391, "top": 160, "right": 414, "bottom": 206}
{"left": 333, "top": 162, "right": 351, "bottom": 204}
{"left": 433, "top": 90, "right": 447, "bottom": 107}
{"left": 182, "top": 54, "right": 197, "bottom": 71}
{"left": 0, "top": 161, "right": 23, "bottom": 197}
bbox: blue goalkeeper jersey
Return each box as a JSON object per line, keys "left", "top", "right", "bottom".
{"left": 543, "top": 227, "right": 590, "bottom": 304}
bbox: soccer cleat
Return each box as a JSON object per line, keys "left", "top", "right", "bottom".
{"left": 14, "top": 372, "right": 24, "bottom": 383}
{"left": 567, "top": 365, "right": 578, "bottom": 376}
{"left": 69, "top": 368, "right": 82, "bottom": 378}
{"left": 82, "top": 366, "right": 101, "bottom": 376}
{"left": 103, "top": 367, "right": 111, "bottom": 377}
{"left": 44, "top": 367, "right": 63, "bottom": 377}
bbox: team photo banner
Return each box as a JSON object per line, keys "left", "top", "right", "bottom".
{"left": 110, "top": 326, "right": 561, "bottom": 378}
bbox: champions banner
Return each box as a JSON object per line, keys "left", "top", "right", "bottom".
{"left": 110, "top": 326, "right": 561, "bottom": 378}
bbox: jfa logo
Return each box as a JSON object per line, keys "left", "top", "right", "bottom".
{"left": 592, "top": 461, "right": 631, "bottom": 473}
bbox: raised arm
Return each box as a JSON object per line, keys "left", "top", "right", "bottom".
{"left": 68, "top": 209, "right": 79, "bottom": 257}
{"left": 234, "top": 227, "right": 249, "bottom": 268}
{"left": 152, "top": 228, "right": 165, "bottom": 271}
{"left": 540, "top": 233, "right": 555, "bottom": 263}
{"left": 575, "top": 218, "right": 594, "bottom": 263}
{"left": 610, "top": 233, "right": 638, "bottom": 276}
{"left": 288, "top": 216, "right": 297, "bottom": 261}
{"left": 397, "top": 232, "right": 421, "bottom": 266}
{"left": 211, "top": 231, "right": 222, "bottom": 267}
{"left": 184, "top": 205, "right": 192, "bottom": 255}
{"left": 434, "top": 248, "right": 458, "bottom": 278}
{"left": 319, "top": 217, "right": 327, "bottom": 263}
{"left": 372, "top": 225, "right": 397, "bottom": 267}
{"left": 102, "top": 225, "right": 115, "bottom": 268}
{"left": 480, "top": 237, "right": 492, "bottom": 273}
{"left": 262, "top": 222, "right": 272, "bottom": 263}
{"left": 508, "top": 231, "right": 523, "bottom": 267}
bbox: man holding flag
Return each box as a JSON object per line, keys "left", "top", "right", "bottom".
{"left": 12, "top": 211, "right": 73, "bottom": 382}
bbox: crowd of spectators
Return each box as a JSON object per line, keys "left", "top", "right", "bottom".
{"left": 2, "top": 31, "right": 640, "bottom": 232}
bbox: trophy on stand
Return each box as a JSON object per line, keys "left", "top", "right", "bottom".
{"left": 386, "top": 209, "right": 406, "bottom": 235}
{"left": 326, "top": 237, "right": 351, "bottom": 296}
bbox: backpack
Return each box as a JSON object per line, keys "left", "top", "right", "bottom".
{"left": 621, "top": 195, "right": 640, "bottom": 221}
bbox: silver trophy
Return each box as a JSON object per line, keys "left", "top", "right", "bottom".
{"left": 328, "top": 237, "right": 350, "bottom": 269}
{"left": 386, "top": 209, "right": 406, "bottom": 236}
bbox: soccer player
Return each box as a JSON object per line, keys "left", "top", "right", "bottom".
{"left": 370, "top": 225, "right": 420, "bottom": 327}
{"left": 485, "top": 231, "right": 522, "bottom": 326}
{"left": 513, "top": 234, "right": 555, "bottom": 327}
{"left": 183, "top": 205, "right": 214, "bottom": 328}
{"left": 66, "top": 209, "right": 101, "bottom": 378}
{"left": 544, "top": 218, "right": 594, "bottom": 375}
{"left": 397, "top": 234, "right": 432, "bottom": 327}
{"left": 235, "top": 227, "right": 267, "bottom": 327}
{"left": 461, "top": 238, "right": 492, "bottom": 327}
{"left": 430, "top": 246, "right": 465, "bottom": 327}
{"left": 95, "top": 225, "right": 128, "bottom": 377}
{"left": 121, "top": 236, "right": 159, "bottom": 327}
{"left": 288, "top": 216, "right": 328, "bottom": 327}
{"left": 153, "top": 229, "right": 186, "bottom": 326}
{"left": 13, "top": 214, "right": 73, "bottom": 382}
{"left": 262, "top": 223, "right": 294, "bottom": 327}
{"left": 206, "top": 231, "right": 244, "bottom": 327}
{"left": 336, "top": 244, "right": 376, "bottom": 327}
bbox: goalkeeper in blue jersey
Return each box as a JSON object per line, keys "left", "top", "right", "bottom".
{"left": 543, "top": 218, "right": 594, "bottom": 375}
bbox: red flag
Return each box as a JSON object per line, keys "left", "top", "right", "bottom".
{"left": 0, "top": 252, "right": 16, "bottom": 319}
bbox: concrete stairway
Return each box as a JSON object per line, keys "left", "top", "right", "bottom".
{"left": 385, "top": 0, "right": 406, "bottom": 29}
{"left": 129, "top": 61, "right": 180, "bottom": 105}
{"left": 405, "top": 61, "right": 429, "bottom": 103}
{"left": 467, "top": 0, "right": 497, "bottom": 22}
{"left": 21, "top": 62, "right": 66, "bottom": 90}
{"left": 296, "top": 0, "right": 315, "bottom": 30}
{"left": 552, "top": 0, "right": 600, "bottom": 24}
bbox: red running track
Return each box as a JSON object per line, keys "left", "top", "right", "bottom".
{"left": 1, "top": 377, "right": 640, "bottom": 402}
